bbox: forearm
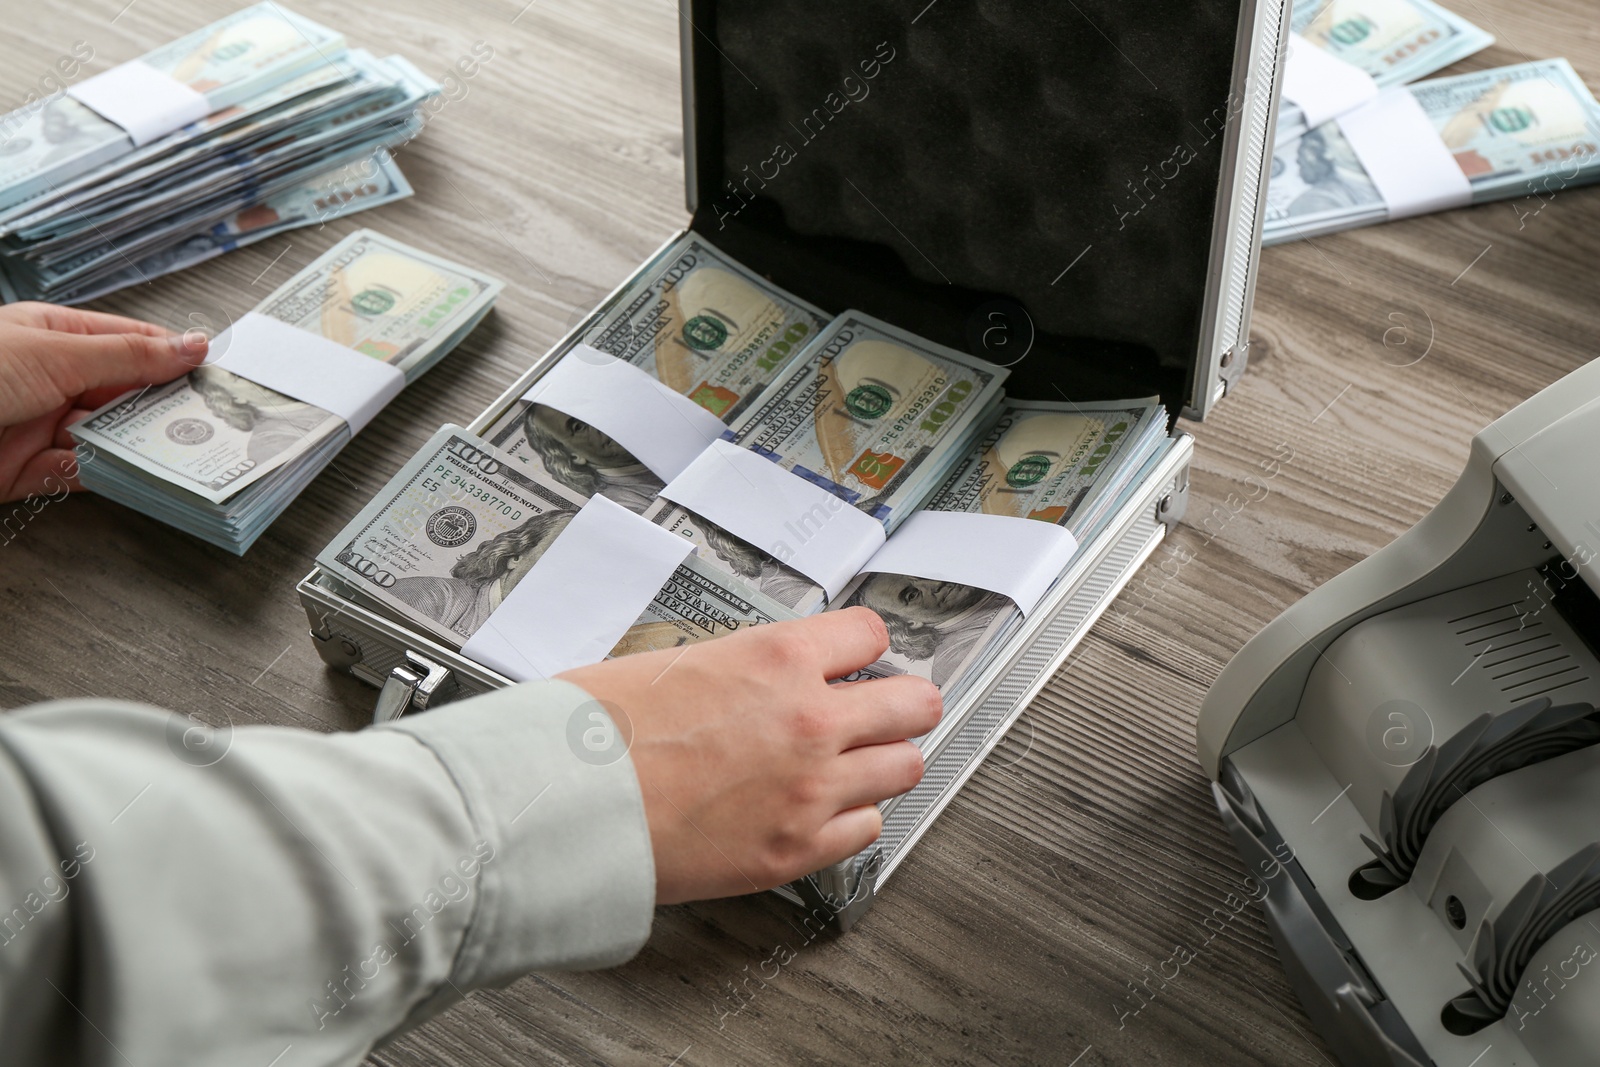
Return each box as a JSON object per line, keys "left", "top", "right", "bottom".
{"left": 0, "top": 681, "right": 654, "bottom": 1066}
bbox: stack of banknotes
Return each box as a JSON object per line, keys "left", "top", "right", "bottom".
{"left": 0, "top": 4, "right": 432, "bottom": 303}
{"left": 315, "top": 232, "right": 1169, "bottom": 701}
{"left": 485, "top": 233, "right": 831, "bottom": 506}
{"left": 1268, "top": 0, "right": 1600, "bottom": 243}
{"left": 641, "top": 308, "right": 1009, "bottom": 615}
{"left": 70, "top": 230, "right": 502, "bottom": 553}
{"left": 316, "top": 425, "right": 803, "bottom": 658}
{"left": 833, "top": 398, "right": 1168, "bottom": 702}
{"left": 1279, "top": 0, "right": 1493, "bottom": 141}
{"left": 1267, "top": 58, "right": 1600, "bottom": 243}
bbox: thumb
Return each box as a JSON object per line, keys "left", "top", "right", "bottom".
{"left": 39, "top": 327, "right": 209, "bottom": 406}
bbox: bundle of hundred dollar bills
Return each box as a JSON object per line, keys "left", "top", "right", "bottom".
{"left": 640, "top": 308, "right": 1009, "bottom": 616}
{"left": 832, "top": 398, "right": 1167, "bottom": 704}
{"left": 0, "top": 3, "right": 438, "bottom": 303}
{"left": 1267, "top": 0, "right": 1600, "bottom": 243}
{"left": 485, "top": 232, "right": 831, "bottom": 507}
{"left": 70, "top": 230, "right": 503, "bottom": 553}
{"left": 1267, "top": 58, "right": 1600, "bottom": 243}
{"left": 315, "top": 232, "right": 1170, "bottom": 700}
{"left": 316, "top": 425, "right": 803, "bottom": 661}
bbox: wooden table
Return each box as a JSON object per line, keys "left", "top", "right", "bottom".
{"left": 3, "top": 1, "right": 1598, "bottom": 1063}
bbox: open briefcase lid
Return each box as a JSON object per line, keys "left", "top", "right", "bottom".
{"left": 680, "top": 0, "right": 1287, "bottom": 420}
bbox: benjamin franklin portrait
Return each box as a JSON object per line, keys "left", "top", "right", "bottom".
{"left": 520, "top": 403, "right": 663, "bottom": 513}
{"left": 697, "top": 516, "right": 821, "bottom": 611}
{"left": 388, "top": 509, "right": 577, "bottom": 639}
{"left": 188, "top": 364, "right": 331, "bottom": 464}
{"left": 844, "top": 574, "right": 998, "bottom": 689}
{"left": 1286, "top": 127, "right": 1382, "bottom": 216}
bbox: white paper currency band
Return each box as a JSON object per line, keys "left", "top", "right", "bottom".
{"left": 66, "top": 61, "right": 211, "bottom": 147}
{"left": 462, "top": 495, "right": 692, "bottom": 681}
{"left": 1339, "top": 88, "right": 1472, "bottom": 219}
{"left": 858, "top": 511, "right": 1078, "bottom": 618}
{"left": 210, "top": 312, "right": 406, "bottom": 435}
{"left": 521, "top": 345, "right": 726, "bottom": 482}
{"left": 1280, "top": 33, "right": 1379, "bottom": 130}
{"left": 660, "top": 440, "right": 887, "bottom": 601}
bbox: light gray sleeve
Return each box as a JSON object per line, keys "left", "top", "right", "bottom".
{"left": 0, "top": 680, "right": 656, "bottom": 1067}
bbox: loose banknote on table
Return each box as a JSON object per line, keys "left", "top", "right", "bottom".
{"left": 1266, "top": 59, "right": 1600, "bottom": 243}
{"left": 833, "top": 398, "right": 1168, "bottom": 702}
{"left": 316, "top": 426, "right": 797, "bottom": 661}
{"left": 643, "top": 310, "right": 1009, "bottom": 614}
{"left": 70, "top": 229, "right": 502, "bottom": 553}
{"left": 484, "top": 232, "right": 828, "bottom": 512}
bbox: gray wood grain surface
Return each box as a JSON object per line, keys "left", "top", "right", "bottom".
{"left": 2, "top": 1, "right": 1598, "bottom": 1064}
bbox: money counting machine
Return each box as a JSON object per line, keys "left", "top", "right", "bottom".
{"left": 300, "top": 0, "right": 1290, "bottom": 928}
{"left": 1200, "top": 358, "right": 1600, "bottom": 1066}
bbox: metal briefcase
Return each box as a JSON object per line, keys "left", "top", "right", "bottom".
{"left": 298, "top": 0, "right": 1290, "bottom": 929}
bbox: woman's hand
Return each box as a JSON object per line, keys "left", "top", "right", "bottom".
{"left": 0, "top": 301, "right": 207, "bottom": 502}
{"left": 559, "top": 606, "right": 941, "bottom": 904}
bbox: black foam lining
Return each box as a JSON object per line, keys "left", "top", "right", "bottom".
{"left": 687, "top": 0, "right": 1247, "bottom": 412}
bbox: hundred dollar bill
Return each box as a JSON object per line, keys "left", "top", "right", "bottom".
{"left": 642, "top": 310, "right": 1010, "bottom": 612}
{"left": 482, "top": 235, "right": 829, "bottom": 511}
{"left": 19, "top": 117, "right": 423, "bottom": 296}
{"left": 317, "top": 427, "right": 589, "bottom": 646}
{"left": 1280, "top": 0, "right": 1493, "bottom": 140}
{"left": 485, "top": 391, "right": 668, "bottom": 515}
{"left": 727, "top": 310, "right": 1008, "bottom": 526}
{"left": 1265, "top": 59, "right": 1600, "bottom": 244}
{"left": 644, "top": 498, "right": 832, "bottom": 615}
{"left": 833, "top": 397, "right": 1166, "bottom": 693}
{"left": 71, "top": 229, "right": 502, "bottom": 503}
{"left": 0, "top": 51, "right": 383, "bottom": 239}
{"left": 317, "top": 426, "right": 792, "bottom": 655}
{"left": 583, "top": 233, "right": 829, "bottom": 424}
{"left": 609, "top": 552, "right": 798, "bottom": 657}
{"left": 1, "top": 52, "right": 434, "bottom": 308}
{"left": 0, "top": 4, "right": 346, "bottom": 211}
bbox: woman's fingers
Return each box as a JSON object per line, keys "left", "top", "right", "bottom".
{"left": 0, "top": 410, "right": 81, "bottom": 501}
{"left": 7, "top": 302, "right": 177, "bottom": 338}
{"left": 27, "top": 327, "right": 207, "bottom": 404}
{"left": 807, "top": 804, "right": 887, "bottom": 872}
{"left": 54, "top": 408, "right": 93, "bottom": 450}
{"left": 833, "top": 673, "right": 942, "bottom": 749}
{"left": 779, "top": 605, "right": 892, "bottom": 679}
{"left": 827, "top": 739, "right": 926, "bottom": 811}
{"left": 563, "top": 607, "right": 930, "bottom": 905}
{"left": 10, "top": 448, "right": 85, "bottom": 496}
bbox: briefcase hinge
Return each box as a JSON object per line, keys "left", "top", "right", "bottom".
{"left": 373, "top": 651, "right": 460, "bottom": 725}
{"left": 308, "top": 611, "right": 334, "bottom": 642}
{"left": 1156, "top": 463, "right": 1192, "bottom": 530}
{"left": 1218, "top": 339, "right": 1250, "bottom": 398}
{"left": 306, "top": 607, "right": 362, "bottom": 669}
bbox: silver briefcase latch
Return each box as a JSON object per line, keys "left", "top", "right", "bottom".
{"left": 374, "top": 651, "right": 459, "bottom": 725}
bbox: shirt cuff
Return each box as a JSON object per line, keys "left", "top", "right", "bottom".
{"left": 384, "top": 680, "right": 656, "bottom": 986}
